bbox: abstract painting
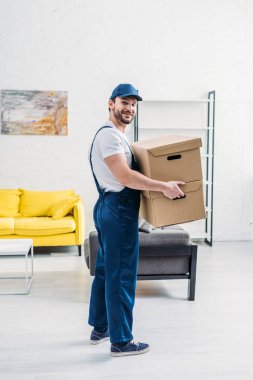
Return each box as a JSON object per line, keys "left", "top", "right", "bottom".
{"left": 0, "top": 90, "right": 68, "bottom": 135}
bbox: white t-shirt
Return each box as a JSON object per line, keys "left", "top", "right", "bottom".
{"left": 89, "top": 121, "right": 132, "bottom": 192}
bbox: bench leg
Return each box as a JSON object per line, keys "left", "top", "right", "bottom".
{"left": 187, "top": 244, "right": 197, "bottom": 301}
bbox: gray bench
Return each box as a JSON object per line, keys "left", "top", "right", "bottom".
{"left": 84, "top": 221, "right": 197, "bottom": 301}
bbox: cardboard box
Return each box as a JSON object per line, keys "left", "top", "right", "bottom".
{"left": 131, "top": 135, "right": 206, "bottom": 227}
{"left": 140, "top": 180, "right": 205, "bottom": 227}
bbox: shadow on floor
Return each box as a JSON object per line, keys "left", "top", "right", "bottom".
{"left": 34, "top": 246, "right": 79, "bottom": 256}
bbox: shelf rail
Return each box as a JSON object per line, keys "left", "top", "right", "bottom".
{"left": 205, "top": 90, "right": 215, "bottom": 246}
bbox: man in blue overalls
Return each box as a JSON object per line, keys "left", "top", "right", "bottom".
{"left": 88, "top": 84, "right": 185, "bottom": 357}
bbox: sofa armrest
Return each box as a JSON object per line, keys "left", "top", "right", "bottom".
{"left": 73, "top": 200, "right": 85, "bottom": 245}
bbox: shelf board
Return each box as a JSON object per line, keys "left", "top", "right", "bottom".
{"left": 138, "top": 127, "right": 212, "bottom": 130}
{"left": 141, "top": 99, "right": 213, "bottom": 103}
{"left": 190, "top": 235, "right": 210, "bottom": 240}
{"left": 180, "top": 231, "right": 209, "bottom": 239}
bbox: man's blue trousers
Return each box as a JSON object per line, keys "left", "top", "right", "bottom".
{"left": 88, "top": 187, "right": 140, "bottom": 344}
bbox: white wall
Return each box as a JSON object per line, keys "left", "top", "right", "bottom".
{"left": 0, "top": 0, "right": 252, "bottom": 241}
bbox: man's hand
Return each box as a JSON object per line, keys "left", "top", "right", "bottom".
{"left": 162, "top": 181, "right": 185, "bottom": 199}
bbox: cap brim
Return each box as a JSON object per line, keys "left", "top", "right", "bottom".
{"left": 110, "top": 93, "right": 143, "bottom": 101}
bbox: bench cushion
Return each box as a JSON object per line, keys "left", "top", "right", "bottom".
{"left": 139, "top": 221, "right": 190, "bottom": 244}
{"left": 138, "top": 256, "right": 189, "bottom": 275}
{"left": 86, "top": 223, "right": 191, "bottom": 276}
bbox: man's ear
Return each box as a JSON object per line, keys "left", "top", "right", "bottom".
{"left": 108, "top": 99, "right": 116, "bottom": 112}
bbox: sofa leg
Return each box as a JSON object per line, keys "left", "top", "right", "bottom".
{"left": 188, "top": 244, "right": 197, "bottom": 301}
{"left": 78, "top": 245, "right": 82, "bottom": 256}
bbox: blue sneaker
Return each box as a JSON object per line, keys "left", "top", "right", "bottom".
{"left": 111, "top": 340, "right": 150, "bottom": 357}
{"left": 90, "top": 329, "right": 109, "bottom": 345}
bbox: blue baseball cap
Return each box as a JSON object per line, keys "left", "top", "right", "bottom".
{"left": 110, "top": 83, "right": 142, "bottom": 101}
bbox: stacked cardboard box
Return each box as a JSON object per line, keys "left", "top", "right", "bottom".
{"left": 131, "top": 135, "right": 206, "bottom": 227}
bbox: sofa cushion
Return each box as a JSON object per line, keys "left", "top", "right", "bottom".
{"left": 0, "top": 189, "right": 21, "bottom": 217}
{"left": 47, "top": 195, "right": 80, "bottom": 219}
{"left": 0, "top": 218, "right": 15, "bottom": 235}
{"left": 14, "top": 216, "right": 76, "bottom": 236}
{"left": 19, "top": 189, "right": 75, "bottom": 217}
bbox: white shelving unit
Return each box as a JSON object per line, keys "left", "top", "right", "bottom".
{"left": 133, "top": 91, "right": 216, "bottom": 245}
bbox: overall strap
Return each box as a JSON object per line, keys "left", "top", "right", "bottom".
{"left": 89, "top": 126, "right": 113, "bottom": 194}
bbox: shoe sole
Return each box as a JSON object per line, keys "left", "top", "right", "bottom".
{"left": 111, "top": 346, "right": 150, "bottom": 357}
{"left": 90, "top": 337, "right": 110, "bottom": 345}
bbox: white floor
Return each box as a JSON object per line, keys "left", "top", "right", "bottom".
{"left": 0, "top": 242, "right": 253, "bottom": 380}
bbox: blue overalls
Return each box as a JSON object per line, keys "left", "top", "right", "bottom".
{"left": 88, "top": 126, "right": 140, "bottom": 344}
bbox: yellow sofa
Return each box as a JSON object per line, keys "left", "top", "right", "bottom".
{"left": 0, "top": 189, "right": 84, "bottom": 255}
